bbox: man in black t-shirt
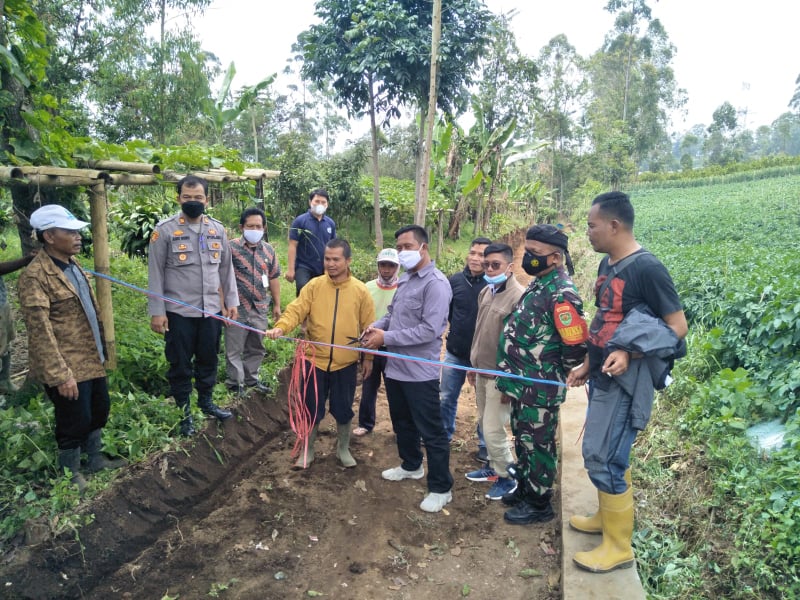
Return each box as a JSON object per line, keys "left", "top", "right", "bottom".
{"left": 567, "top": 191, "right": 687, "bottom": 574}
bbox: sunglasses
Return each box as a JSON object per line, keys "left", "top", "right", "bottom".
{"left": 482, "top": 261, "right": 507, "bottom": 270}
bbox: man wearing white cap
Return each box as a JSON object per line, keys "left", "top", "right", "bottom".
{"left": 19, "top": 205, "right": 125, "bottom": 491}
{"left": 352, "top": 248, "right": 400, "bottom": 436}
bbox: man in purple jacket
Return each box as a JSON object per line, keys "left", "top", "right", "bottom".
{"left": 362, "top": 225, "right": 453, "bottom": 513}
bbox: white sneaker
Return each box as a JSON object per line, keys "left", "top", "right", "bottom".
{"left": 381, "top": 465, "right": 425, "bottom": 481}
{"left": 420, "top": 491, "right": 452, "bottom": 513}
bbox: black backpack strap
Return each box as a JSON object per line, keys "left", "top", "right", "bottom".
{"left": 596, "top": 250, "right": 649, "bottom": 304}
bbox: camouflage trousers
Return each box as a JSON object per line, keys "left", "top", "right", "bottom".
{"left": 510, "top": 402, "right": 560, "bottom": 496}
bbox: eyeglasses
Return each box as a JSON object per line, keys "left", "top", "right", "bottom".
{"left": 482, "top": 261, "right": 506, "bottom": 270}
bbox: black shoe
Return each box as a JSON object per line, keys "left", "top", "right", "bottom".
{"left": 473, "top": 447, "right": 489, "bottom": 464}
{"left": 249, "top": 382, "right": 271, "bottom": 394}
{"left": 200, "top": 403, "right": 233, "bottom": 420}
{"left": 179, "top": 416, "right": 197, "bottom": 437}
{"left": 503, "top": 492, "right": 555, "bottom": 525}
{"left": 501, "top": 483, "right": 527, "bottom": 506}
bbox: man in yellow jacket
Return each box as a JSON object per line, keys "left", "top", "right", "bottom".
{"left": 266, "top": 239, "right": 375, "bottom": 469}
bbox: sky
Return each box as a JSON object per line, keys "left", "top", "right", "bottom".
{"left": 191, "top": 0, "right": 799, "bottom": 134}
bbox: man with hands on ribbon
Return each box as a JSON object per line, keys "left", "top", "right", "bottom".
{"left": 265, "top": 238, "right": 374, "bottom": 469}
{"left": 361, "top": 225, "right": 454, "bottom": 513}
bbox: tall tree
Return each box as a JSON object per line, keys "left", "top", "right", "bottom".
{"left": 790, "top": 72, "right": 800, "bottom": 112}
{"left": 586, "top": 0, "right": 684, "bottom": 186}
{"left": 535, "top": 34, "right": 588, "bottom": 205}
{"left": 473, "top": 12, "right": 540, "bottom": 136}
{"left": 299, "top": 0, "right": 492, "bottom": 242}
{"left": 704, "top": 101, "right": 740, "bottom": 165}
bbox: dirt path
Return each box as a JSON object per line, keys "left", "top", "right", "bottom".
{"left": 0, "top": 367, "right": 560, "bottom": 600}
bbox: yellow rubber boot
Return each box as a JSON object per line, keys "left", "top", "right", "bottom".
{"left": 573, "top": 487, "right": 635, "bottom": 573}
{"left": 569, "top": 468, "right": 631, "bottom": 534}
{"left": 294, "top": 425, "right": 318, "bottom": 469}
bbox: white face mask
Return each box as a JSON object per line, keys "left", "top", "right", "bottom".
{"left": 312, "top": 204, "right": 327, "bottom": 216}
{"left": 242, "top": 229, "right": 264, "bottom": 244}
{"left": 398, "top": 249, "right": 422, "bottom": 270}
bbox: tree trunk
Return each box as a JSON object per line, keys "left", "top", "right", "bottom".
{"left": 414, "top": 110, "right": 425, "bottom": 217}
{"left": 367, "top": 76, "right": 383, "bottom": 249}
{"left": 251, "top": 111, "right": 259, "bottom": 164}
{"left": 414, "top": 0, "right": 442, "bottom": 227}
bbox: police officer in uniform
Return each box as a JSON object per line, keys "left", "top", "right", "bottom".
{"left": 148, "top": 175, "right": 239, "bottom": 436}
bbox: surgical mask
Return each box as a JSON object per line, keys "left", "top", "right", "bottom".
{"left": 313, "top": 204, "right": 327, "bottom": 216}
{"left": 181, "top": 201, "right": 205, "bottom": 219}
{"left": 483, "top": 272, "right": 508, "bottom": 286}
{"left": 243, "top": 229, "right": 264, "bottom": 244}
{"left": 522, "top": 250, "right": 552, "bottom": 276}
{"left": 398, "top": 250, "right": 422, "bottom": 270}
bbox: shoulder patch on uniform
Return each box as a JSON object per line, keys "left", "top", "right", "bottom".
{"left": 150, "top": 231, "right": 160, "bottom": 243}
{"left": 554, "top": 300, "right": 588, "bottom": 345}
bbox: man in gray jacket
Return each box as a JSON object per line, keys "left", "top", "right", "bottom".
{"left": 464, "top": 243, "right": 525, "bottom": 500}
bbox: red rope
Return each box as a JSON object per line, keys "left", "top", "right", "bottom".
{"left": 287, "top": 341, "right": 319, "bottom": 467}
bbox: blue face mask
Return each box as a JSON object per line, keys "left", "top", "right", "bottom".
{"left": 483, "top": 272, "right": 508, "bottom": 285}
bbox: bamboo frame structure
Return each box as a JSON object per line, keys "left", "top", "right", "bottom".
{"left": 0, "top": 162, "right": 279, "bottom": 369}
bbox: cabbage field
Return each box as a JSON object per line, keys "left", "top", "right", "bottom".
{"left": 629, "top": 174, "right": 800, "bottom": 598}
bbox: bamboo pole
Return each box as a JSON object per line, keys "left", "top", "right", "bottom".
{"left": 106, "top": 173, "right": 159, "bottom": 186}
{"left": 162, "top": 169, "right": 237, "bottom": 183}
{"left": 83, "top": 160, "right": 161, "bottom": 175}
{"left": 15, "top": 165, "right": 111, "bottom": 180}
{"left": 88, "top": 182, "right": 116, "bottom": 369}
{"left": 8, "top": 174, "right": 102, "bottom": 187}
{"left": 0, "top": 167, "right": 24, "bottom": 180}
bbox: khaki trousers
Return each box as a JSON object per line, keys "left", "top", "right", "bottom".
{"left": 475, "top": 374, "right": 514, "bottom": 474}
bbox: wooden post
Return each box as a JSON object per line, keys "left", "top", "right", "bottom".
{"left": 88, "top": 182, "right": 116, "bottom": 369}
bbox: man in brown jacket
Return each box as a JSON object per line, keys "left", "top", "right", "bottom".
{"left": 19, "top": 205, "right": 124, "bottom": 491}
{"left": 465, "top": 243, "right": 526, "bottom": 500}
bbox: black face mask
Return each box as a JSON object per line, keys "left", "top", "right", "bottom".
{"left": 522, "top": 250, "right": 552, "bottom": 276}
{"left": 182, "top": 201, "right": 205, "bottom": 219}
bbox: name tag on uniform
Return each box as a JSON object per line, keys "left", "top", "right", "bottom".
{"left": 262, "top": 274, "right": 269, "bottom": 288}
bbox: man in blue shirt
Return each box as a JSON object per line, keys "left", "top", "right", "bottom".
{"left": 362, "top": 225, "right": 454, "bottom": 513}
{"left": 285, "top": 189, "right": 336, "bottom": 295}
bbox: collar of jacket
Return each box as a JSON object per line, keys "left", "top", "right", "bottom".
{"left": 462, "top": 267, "right": 484, "bottom": 285}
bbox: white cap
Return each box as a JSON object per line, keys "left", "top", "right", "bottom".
{"left": 30, "top": 205, "right": 89, "bottom": 231}
{"left": 376, "top": 248, "right": 399, "bottom": 264}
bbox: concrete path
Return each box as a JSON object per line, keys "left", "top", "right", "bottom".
{"left": 560, "top": 387, "right": 646, "bottom": 600}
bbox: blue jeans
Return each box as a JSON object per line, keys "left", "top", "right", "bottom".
{"left": 439, "top": 351, "right": 469, "bottom": 441}
{"left": 584, "top": 381, "right": 638, "bottom": 494}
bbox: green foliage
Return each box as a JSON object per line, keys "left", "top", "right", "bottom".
{"left": 635, "top": 154, "right": 800, "bottom": 187}
{"left": 110, "top": 189, "right": 175, "bottom": 259}
{"left": 358, "top": 176, "right": 447, "bottom": 225}
{"left": 629, "top": 170, "right": 800, "bottom": 598}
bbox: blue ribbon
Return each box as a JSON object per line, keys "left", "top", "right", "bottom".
{"left": 87, "top": 268, "right": 566, "bottom": 389}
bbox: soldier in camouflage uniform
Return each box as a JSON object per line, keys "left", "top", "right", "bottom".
{"left": 496, "top": 224, "right": 588, "bottom": 525}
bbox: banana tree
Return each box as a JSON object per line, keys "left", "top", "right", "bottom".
{"left": 205, "top": 62, "right": 275, "bottom": 148}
